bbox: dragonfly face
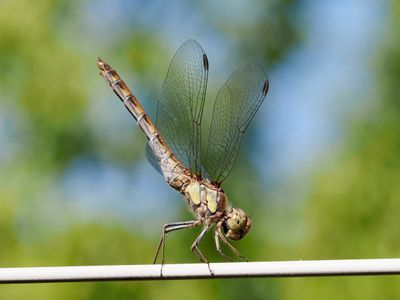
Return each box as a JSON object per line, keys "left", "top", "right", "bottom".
{"left": 223, "top": 207, "right": 252, "bottom": 240}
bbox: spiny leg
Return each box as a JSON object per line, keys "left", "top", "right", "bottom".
{"left": 153, "top": 220, "right": 199, "bottom": 276}
{"left": 214, "top": 229, "right": 234, "bottom": 262}
{"left": 191, "top": 225, "right": 209, "bottom": 263}
{"left": 191, "top": 225, "right": 214, "bottom": 275}
{"left": 215, "top": 222, "right": 248, "bottom": 261}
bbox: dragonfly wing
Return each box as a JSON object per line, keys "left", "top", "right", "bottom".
{"left": 204, "top": 64, "right": 269, "bottom": 184}
{"left": 145, "top": 144, "right": 162, "bottom": 174}
{"left": 156, "top": 39, "right": 209, "bottom": 176}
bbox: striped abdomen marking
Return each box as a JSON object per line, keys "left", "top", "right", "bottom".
{"left": 97, "top": 58, "right": 157, "bottom": 140}
{"left": 97, "top": 58, "right": 192, "bottom": 190}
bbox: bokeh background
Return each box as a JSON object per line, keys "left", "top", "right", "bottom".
{"left": 1, "top": 0, "right": 399, "bottom": 298}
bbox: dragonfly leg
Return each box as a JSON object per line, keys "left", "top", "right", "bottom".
{"left": 191, "top": 225, "right": 214, "bottom": 275}
{"left": 153, "top": 220, "right": 199, "bottom": 265}
{"left": 190, "top": 225, "right": 210, "bottom": 263}
{"left": 214, "top": 228, "right": 234, "bottom": 262}
{"left": 215, "top": 222, "right": 248, "bottom": 262}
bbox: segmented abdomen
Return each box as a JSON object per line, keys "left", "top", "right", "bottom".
{"left": 97, "top": 58, "right": 192, "bottom": 190}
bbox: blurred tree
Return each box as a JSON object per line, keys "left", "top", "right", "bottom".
{"left": 282, "top": 5, "right": 400, "bottom": 299}
{"left": 198, "top": 0, "right": 301, "bottom": 65}
{"left": 0, "top": 0, "right": 89, "bottom": 169}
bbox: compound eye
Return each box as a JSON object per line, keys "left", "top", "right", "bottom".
{"left": 226, "top": 208, "right": 246, "bottom": 230}
{"left": 227, "top": 216, "right": 244, "bottom": 230}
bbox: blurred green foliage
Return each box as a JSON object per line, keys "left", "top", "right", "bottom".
{"left": 0, "top": 0, "right": 399, "bottom": 299}
{"left": 281, "top": 8, "right": 400, "bottom": 299}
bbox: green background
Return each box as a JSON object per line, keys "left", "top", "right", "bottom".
{"left": 0, "top": 0, "right": 399, "bottom": 298}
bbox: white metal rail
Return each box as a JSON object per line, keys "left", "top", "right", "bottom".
{"left": 1, "top": 259, "right": 400, "bottom": 283}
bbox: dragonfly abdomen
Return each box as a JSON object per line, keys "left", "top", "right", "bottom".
{"left": 97, "top": 58, "right": 192, "bottom": 190}
{"left": 149, "top": 138, "right": 192, "bottom": 190}
{"left": 97, "top": 59, "right": 157, "bottom": 139}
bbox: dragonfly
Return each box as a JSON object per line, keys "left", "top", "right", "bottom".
{"left": 97, "top": 39, "right": 269, "bottom": 269}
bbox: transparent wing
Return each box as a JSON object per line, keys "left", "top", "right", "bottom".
{"left": 204, "top": 64, "right": 269, "bottom": 184}
{"left": 146, "top": 144, "right": 188, "bottom": 180}
{"left": 145, "top": 144, "right": 162, "bottom": 174}
{"left": 156, "top": 39, "right": 209, "bottom": 176}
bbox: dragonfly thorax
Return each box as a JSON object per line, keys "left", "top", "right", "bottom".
{"left": 183, "top": 180, "right": 227, "bottom": 220}
{"left": 183, "top": 180, "right": 251, "bottom": 240}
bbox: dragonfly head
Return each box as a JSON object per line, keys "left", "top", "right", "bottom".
{"left": 223, "top": 207, "right": 252, "bottom": 240}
